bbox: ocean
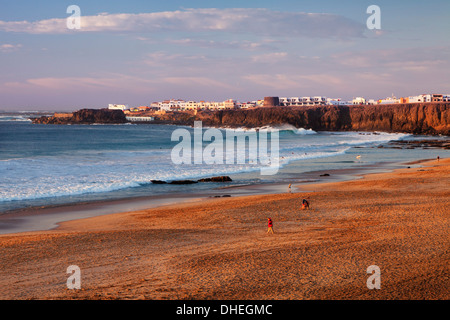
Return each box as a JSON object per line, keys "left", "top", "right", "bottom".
{"left": 0, "top": 114, "right": 448, "bottom": 213}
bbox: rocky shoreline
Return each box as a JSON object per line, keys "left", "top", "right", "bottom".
{"left": 383, "top": 139, "right": 450, "bottom": 150}
{"left": 32, "top": 108, "right": 127, "bottom": 125}
{"left": 197, "top": 103, "right": 450, "bottom": 135}
{"left": 150, "top": 176, "right": 233, "bottom": 185}
{"left": 32, "top": 103, "right": 450, "bottom": 135}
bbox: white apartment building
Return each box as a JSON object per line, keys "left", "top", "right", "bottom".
{"left": 352, "top": 97, "right": 366, "bottom": 105}
{"left": 379, "top": 97, "right": 400, "bottom": 104}
{"left": 180, "top": 101, "right": 197, "bottom": 110}
{"left": 159, "top": 100, "right": 235, "bottom": 111}
{"left": 408, "top": 95, "right": 424, "bottom": 103}
{"left": 407, "top": 94, "right": 446, "bottom": 103}
{"left": 223, "top": 99, "right": 236, "bottom": 109}
{"left": 279, "top": 98, "right": 288, "bottom": 105}
{"left": 327, "top": 98, "right": 349, "bottom": 106}
{"left": 312, "top": 96, "right": 327, "bottom": 105}
{"left": 280, "top": 96, "right": 327, "bottom": 106}
{"left": 159, "top": 99, "right": 185, "bottom": 111}
{"left": 205, "top": 102, "right": 224, "bottom": 110}
{"left": 240, "top": 102, "right": 257, "bottom": 109}
{"left": 280, "top": 97, "right": 300, "bottom": 106}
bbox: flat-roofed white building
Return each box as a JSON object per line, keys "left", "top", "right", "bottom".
{"left": 280, "top": 96, "right": 327, "bottom": 106}
{"left": 379, "top": 97, "right": 400, "bottom": 104}
{"left": 180, "top": 101, "right": 198, "bottom": 110}
{"left": 280, "top": 97, "right": 298, "bottom": 106}
{"left": 352, "top": 97, "right": 366, "bottom": 105}
{"left": 126, "top": 116, "right": 154, "bottom": 122}
{"left": 408, "top": 95, "right": 424, "bottom": 103}
{"left": 301, "top": 97, "right": 312, "bottom": 105}
{"left": 108, "top": 104, "right": 129, "bottom": 110}
{"left": 289, "top": 97, "right": 300, "bottom": 105}
{"left": 312, "top": 96, "right": 326, "bottom": 105}
{"left": 223, "top": 99, "right": 236, "bottom": 109}
{"left": 327, "top": 98, "right": 348, "bottom": 105}
{"left": 159, "top": 99, "right": 185, "bottom": 111}
{"left": 408, "top": 94, "right": 440, "bottom": 103}
{"left": 240, "top": 102, "right": 256, "bottom": 109}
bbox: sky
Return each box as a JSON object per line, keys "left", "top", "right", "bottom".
{"left": 0, "top": 0, "right": 449, "bottom": 111}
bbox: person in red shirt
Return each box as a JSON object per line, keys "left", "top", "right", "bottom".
{"left": 267, "top": 217, "right": 274, "bottom": 234}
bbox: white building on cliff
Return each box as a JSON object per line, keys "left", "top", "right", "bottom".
{"left": 108, "top": 104, "right": 129, "bottom": 110}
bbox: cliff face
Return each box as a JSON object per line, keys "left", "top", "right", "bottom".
{"left": 31, "top": 103, "right": 450, "bottom": 135}
{"left": 32, "top": 109, "right": 127, "bottom": 124}
{"left": 197, "top": 103, "right": 450, "bottom": 135}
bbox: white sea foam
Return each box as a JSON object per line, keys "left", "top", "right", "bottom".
{"left": 0, "top": 128, "right": 409, "bottom": 203}
{"left": 261, "top": 124, "right": 317, "bottom": 135}
{"left": 0, "top": 116, "right": 32, "bottom": 122}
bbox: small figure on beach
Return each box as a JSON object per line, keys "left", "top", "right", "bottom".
{"left": 288, "top": 183, "right": 292, "bottom": 193}
{"left": 356, "top": 155, "right": 361, "bottom": 161}
{"left": 267, "top": 218, "right": 274, "bottom": 234}
{"left": 301, "top": 198, "right": 310, "bottom": 210}
{"left": 437, "top": 156, "right": 440, "bottom": 162}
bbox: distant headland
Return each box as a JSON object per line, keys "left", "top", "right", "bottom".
{"left": 32, "top": 102, "right": 449, "bottom": 135}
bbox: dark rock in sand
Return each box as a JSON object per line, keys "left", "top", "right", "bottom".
{"left": 197, "top": 176, "right": 233, "bottom": 182}
{"left": 169, "top": 180, "right": 198, "bottom": 185}
{"left": 151, "top": 180, "right": 167, "bottom": 184}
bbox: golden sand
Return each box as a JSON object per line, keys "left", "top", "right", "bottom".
{"left": 0, "top": 158, "right": 448, "bottom": 300}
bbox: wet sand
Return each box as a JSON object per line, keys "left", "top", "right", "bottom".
{"left": 0, "top": 158, "right": 448, "bottom": 300}
{"left": 0, "top": 159, "right": 416, "bottom": 235}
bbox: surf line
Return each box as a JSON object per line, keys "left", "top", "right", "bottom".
{"left": 171, "top": 121, "right": 280, "bottom": 175}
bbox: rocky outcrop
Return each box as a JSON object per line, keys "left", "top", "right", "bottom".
{"left": 384, "top": 139, "right": 450, "bottom": 149}
{"left": 169, "top": 180, "right": 198, "bottom": 185}
{"left": 150, "top": 180, "right": 167, "bottom": 184}
{"left": 31, "top": 103, "right": 450, "bottom": 135}
{"left": 197, "top": 103, "right": 450, "bottom": 135}
{"left": 32, "top": 109, "right": 127, "bottom": 124}
{"left": 197, "top": 176, "right": 233, "bottom": 182}
{"left": 151, "top": 176, "right": 233, "bottom": 185}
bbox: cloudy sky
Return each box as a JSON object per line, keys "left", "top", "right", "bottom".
{"left": 0, "top": 0, "right": 449, "bottom": 110}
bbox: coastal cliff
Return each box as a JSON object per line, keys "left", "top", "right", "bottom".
{"left": 197, "top": 103, "right": 450, "bottom": 135}
{"left": 32, "top": 109, "right": 127, "bottom": 125}
{"left": 31, "top": 103, "right": 450, "bottom": 135}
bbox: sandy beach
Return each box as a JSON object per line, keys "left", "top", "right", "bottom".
{"left": 0, "top": 158, "right": 448, "bottom": 300}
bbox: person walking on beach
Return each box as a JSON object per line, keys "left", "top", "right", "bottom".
{"left": 288, "top": 183, "right": 292, "bottom": 193}
{"left": 301, "top": 198, "right": 310, "bottom": 210}
{"left": 267, "top": 217, "right": 274, "bottom": 234}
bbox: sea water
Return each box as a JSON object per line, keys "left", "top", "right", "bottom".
{"left": 0, "top": 116, "right": 448, "bottom": 212}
